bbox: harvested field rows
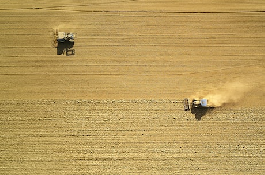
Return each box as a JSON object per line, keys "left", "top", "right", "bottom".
{"left": 0, "top": 0, "right": 264, "bottom": 174}
{"left": 1, "top": 2, "right": 264, "bottom": 99}
{"left": 0, "top": 100, "right": 264, "bottom": 174}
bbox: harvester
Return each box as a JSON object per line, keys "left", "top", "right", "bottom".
{"left": 183, "top": 98, "right": 208, "bottom": 111}
{"left": 53, "top": 29, "right": 75, "bottom": 56}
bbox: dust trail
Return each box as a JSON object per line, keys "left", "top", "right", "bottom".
{"left": 205, "top": 82, "right": 250, "bottom": 107}
{"left": 192, "top": 82, "right": 251, "bottom": 107}
{"left": 52, "top": 24, "right": 77, "bottom": 35}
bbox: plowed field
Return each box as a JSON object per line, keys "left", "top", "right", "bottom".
{"left": 0, "top": 0, "right": 264, "bottom": 174}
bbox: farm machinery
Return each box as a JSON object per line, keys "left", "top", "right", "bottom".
{"left": 183, "top": 98, "right": 209, "bottom": 111}
{"left": 183, "top": 98, "right": 213, "bottom": 120}
{"left": 53, "top": 29, "right": 75, "bottom": 56}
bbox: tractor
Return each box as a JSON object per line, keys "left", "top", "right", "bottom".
{"left": 183, "top": 98, "right": 208, "bottom": 111}
{"left": 53, "top": 29, "right": 75, "bottom": 56}
{"left": 183, "top": 98, "right": 214, "bottom": 120}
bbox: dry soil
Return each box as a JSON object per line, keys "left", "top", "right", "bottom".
{"left": 0, "top": 0, "right": 264, "bottom": 174}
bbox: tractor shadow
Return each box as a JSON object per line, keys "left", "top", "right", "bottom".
{"left": 191, "top": 107, "right": 215, "bottom": 120}
{"left": 57, "top": 41, "right": 75, "bottom": 56}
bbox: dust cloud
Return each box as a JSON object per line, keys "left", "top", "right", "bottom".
{"left": 192, "top": 82, "right": 251, "bottom": 107}
{"left": 52, "top": 24, "right": 78, "bottom": 35}
{"left": 205, "top": 82, "right": 250, "bottom": 107}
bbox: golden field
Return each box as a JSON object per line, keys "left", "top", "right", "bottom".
{"left": 0, "top": 0, "right": 264, "bottom": 174}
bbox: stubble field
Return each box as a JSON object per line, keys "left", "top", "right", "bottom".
{"left": 0, "top": 0, "right": 264, "bottom": 174}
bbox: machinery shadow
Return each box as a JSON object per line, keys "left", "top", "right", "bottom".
{"left": 57, "top": 41, "right": 75, "bottom": 56}
{"left": 191, "top": 107, "right": 215, "bottom": 120}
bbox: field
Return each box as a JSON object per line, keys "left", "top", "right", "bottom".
{"left": 0, "top": 0, "right": 264, "bottom": 174}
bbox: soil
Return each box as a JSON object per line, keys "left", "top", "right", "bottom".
{"left": 0, "top": 0, "right": 264, "bottom": 174}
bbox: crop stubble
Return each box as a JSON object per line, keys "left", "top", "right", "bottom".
{"left": 0, "top": 0, "right": 264, "bottom": 174}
